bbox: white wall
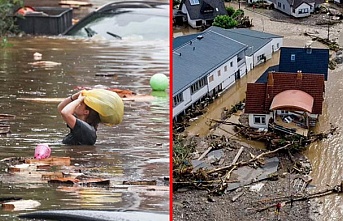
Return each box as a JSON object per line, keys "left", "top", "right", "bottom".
{"left": 248, "top": 114, "right": 272, "bottom": 129}
{"left": 208, "top": 57, "right": 237, "bottom": 92}
{"left": 245, "top": 56, "right": 253, "bottom": 72}
{"left": 271, "top": 38, "right": 283, "bottom": 53}
{"left": 291, "top": 3, "right": 311, "bottom": 18}
{"left": 173, "top": 85, "right": 208, "bottom": 117}
{"left": 239, "top": 63, "right": 247, "bottom": 78}
{"left": 254, "top": 45, "right": 271, "bottom": 66}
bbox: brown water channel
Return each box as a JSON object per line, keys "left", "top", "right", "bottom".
{"left": 0, "top": 35, "right": 169, "bottom": 220}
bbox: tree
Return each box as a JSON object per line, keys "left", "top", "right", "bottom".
{"left": 213, "top": 15, "right": 238, "bottom": 29}
{"left": 0, "top": 0, "right": 23, "bottom": 36}
{"left": 225, "top": 6, "right": 235, "bottom": 17}
{"left": 232, "top": 9, "right": 244, "bottom": 19}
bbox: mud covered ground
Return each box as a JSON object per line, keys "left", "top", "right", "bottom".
{"left": 172, "top": 134, "right": 318, "bottom": 221}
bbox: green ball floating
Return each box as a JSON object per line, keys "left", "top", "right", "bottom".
{"left": 150, "top": 73, "right": 169, "bottom": 91}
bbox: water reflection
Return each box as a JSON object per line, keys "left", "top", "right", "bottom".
{"left": 0, "top": 36, "right": 169, "bottom": 220}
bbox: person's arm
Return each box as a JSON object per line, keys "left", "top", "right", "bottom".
{"left": 57, "top": 91, "right": 82, "bottom": 113}
{"left": 58, "top": 92, "right": 84, "bottom": 129}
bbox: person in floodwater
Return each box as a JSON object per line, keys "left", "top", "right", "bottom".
{"left": 57, "top": 91, "right": 100, "bottom": 145}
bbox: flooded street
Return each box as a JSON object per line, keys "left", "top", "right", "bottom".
{"left": 179, "top": 4, "right": 343, "bottom": 220}
{"left": 0, "top": 12, "right": 169, "bottom": 220}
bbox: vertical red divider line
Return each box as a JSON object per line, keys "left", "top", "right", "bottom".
{"left": 169, "top": 1, "right": 174, "bottom": 221}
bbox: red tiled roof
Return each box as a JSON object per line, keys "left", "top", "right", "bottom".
{"left": 245, "top": 72, "right": 324, "bottom": 114}
{"left": 245, "top": 83, "right": 267, "bottom": 114}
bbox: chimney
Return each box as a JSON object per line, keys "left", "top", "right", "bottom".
{"left": 297, "top": 70, "right": 302, "bottom": 80}
{"left": 267, "top": 72, "right": 274, "bottom": 86}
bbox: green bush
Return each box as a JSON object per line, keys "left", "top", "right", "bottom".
{"left": 232, "top": 9, "right": 244, "bottom": 19}
{"left": 213, "top": 15, "right": 238, "bottom": 29}
{"left": 226, "top": 6, "right": 235, "bottom": 16}
{"left": 0, "top": 0, "right": 23, "bottom": 36}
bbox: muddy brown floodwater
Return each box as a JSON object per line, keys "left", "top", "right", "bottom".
{"left": 0, "top": 18, "right": 169, "bottom": 221}
{"left": 177, "top": 3, "right": 343, "bottom": 221}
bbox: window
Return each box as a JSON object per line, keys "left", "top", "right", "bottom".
{"left": 291, "top": 54, "right": 295, "bottom": 61}
{"left": 173, "top": 93, "right": 184, "bottom": 107}
{"left": 298, "top": 8, "right": 309, "bottom": 14}
{"left": 277, "top": 43, "right": 279, "bottom": 48}
{"left": 257, "top": 54, "right": 266, "bottom": 61}
{"left": 195, "top": 20, "right": 202, "bottom": 26}
{"left": 189, "top": 0, "right": 200, "bottom": 5}
{"left": 230, "top": 61, "right": 233, "bottom": 67}
{"left": 254, "top": 115, "right": 266, "bottom": 125}
{"left": 224, "top": 66, "right": 227, "bottom": 72}
{"left": 209, "top": 75, "right": 214, "bottom": 82}
{"left": 278, "top": 2, "right": 281, "bottom": 8}
{"left": 218, "top": 70, "right": 221, "bottom": 76}
{"left": 190, "top": 76, "right": 207, "bottom": 94}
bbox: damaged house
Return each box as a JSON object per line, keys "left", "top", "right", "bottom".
{"left": 179, "top": 0, "right": 227, "bottom": 28}
{"left": 244, "top": 46, "right": 329, "bottom": 137}
{"left": 271, "top": 0, "right": 324, "bottom": 18}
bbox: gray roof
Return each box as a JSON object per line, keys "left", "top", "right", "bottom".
{"left": 173, "top": 30, "right": 247, "bottom": 95}
{"left": 206, "top": 26, "right": 283, "bottom": 55}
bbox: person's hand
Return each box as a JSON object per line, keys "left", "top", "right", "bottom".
{"left": 77, "top": 90, "right": 86, "bottom": 101}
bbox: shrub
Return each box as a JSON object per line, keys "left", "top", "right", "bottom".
{"left": 213, "top": 15, "right": 238, "bottom": 29}
{"left": 0, "top": 0, "right": 23, "bottom": 36}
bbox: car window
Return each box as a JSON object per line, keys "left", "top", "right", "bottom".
{"left": 67, "top": 7, "right": 169, "bottom": 41}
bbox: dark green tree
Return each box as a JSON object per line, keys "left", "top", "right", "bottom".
{"left": 225, "top": 6, "right": 235, "bottom": 17}
{"left": 213, "top": 15, "right": 238, "bottom": 29}
{"left": 0, "top": 0, "right": 23, "bottom": 35}
{"left": 232, "top": 9, "right": 244, "bottom": 19}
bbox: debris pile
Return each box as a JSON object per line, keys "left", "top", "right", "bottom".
{"left": 173, "top": 134, "right": 343, "bottom": 220}
{"left": 0, "top": 155, "right": 167, "bottom": 211}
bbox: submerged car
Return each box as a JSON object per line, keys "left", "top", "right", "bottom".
{"left": 63, "top": 1, "right": 169, "bottom": 40}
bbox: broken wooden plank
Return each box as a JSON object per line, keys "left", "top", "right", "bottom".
{"left": 41, "top": 172, "right": 64, "bottom": 180}
{"left": 123, "top": 180, "right": 157, "bottom": 185}
{"left": 231, "top": 191, "right": 244, "bottom": 202}
{"left": 48, "top": 178, "right": 79, "bottom": 185}
{"left": 25, "top": 157, "right": 71, "bottom": 166}
{"left": 8, "top": 164, "right": 34, "bottom": 173}
{"left": 231, "top": 146, "right": 244, "bottom": 165}
{"left": 82, "top": 178, "right": 110, "bottom": 186}
{"left": 36, "top": 164, "right": 51, "bottom": 171}
{"left": 48, "top": 178, "right": 110, "bottom": 186}
{"left": 197, "top": 146, "right": 212, "bottom": 161}
{"left": 2, "top": 200, "right": 41, "bottom": 211}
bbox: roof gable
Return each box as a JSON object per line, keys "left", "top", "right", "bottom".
{"left": 292, "top": 0, "right": 313, "bottom": 9}
{"left": 279, "top": 46, "right": 329, "bottom": 80}
{"left": 181, "top": 0, "right": 227, "bottom": 20}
